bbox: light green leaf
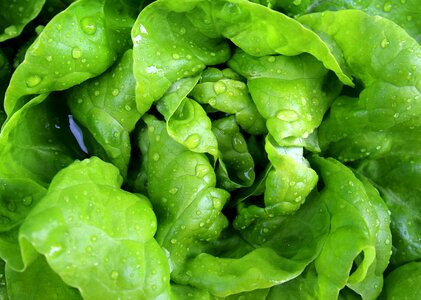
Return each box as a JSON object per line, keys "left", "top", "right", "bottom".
{"left": 19, "top": 157, "right": 172, "bottom": 299}
{"left": 4, "top": 0, "right": 139, "bottom": 117}
{"left": 67, "top": 50, "right": 140, "bottom": 178}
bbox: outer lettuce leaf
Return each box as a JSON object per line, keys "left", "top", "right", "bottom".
{"left": 67, "top": 50, "right": 140, "bottom": 178}
{"left": 181, "top": 187, "right": 330, "bottom": 297}
{"left": 266, "top": 156, "right": 391, "bottom": 300}
{"left": 0, "top": 0, "right": 46, "bottom": 42}
{"left": 0, "top": 92, "right": 83, "bottom": 270}
{"left": 0, "top": 94, "right": 82, "bottom": 186}
{"left": 156, "top": 76, "right": 219, "bottom": 157}
{"left": 190, "top": 68, "right": 267, "bottom": 135}
{"left": 300, "top": 10, "right": 421, "bottom": 265}
{"left": 308, "top": 0, "right": 421, "bottom": 43}
{"left": 132, "top": 0, "right": 352, "bottom": 116}
{"left": 5, "top": 255, "right": 81, "bottom": 299}
{"left": 357, "top": 154, "right": 421, "bottom": 265}
{"left": 18, "top": 157, "right": 172, "bottom": 300}
{"left": 380, "top": 262, "right": 421, "bottom": 299}
{"left": 4, "top": 0, "right": 140, "bottom": 117}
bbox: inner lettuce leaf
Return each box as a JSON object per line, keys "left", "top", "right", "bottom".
{"left": 300, "top": 9, "right": 421, "bottom": 265}
{"left": 156, "top": 76, "right": 219, "bottom": 157}
{"left": 137, "top": 115, "right": 331, "bottom": 297}
{"left": 189, "top": 67, "right": 267, "bottom": 135}
{"left": 18, "top": 157, "right": 173, "bottom": 300}
{"left": 266, "top": 156, "right": 391, "bottom": 300}
{"left": 132, "top": 0, "right": 353, "bottom": 117}
{"left": 4, "top": 0, "right": 141, "bottom": 117}
{"left": 67, "top": 49, "right": 141, "bottom": 178}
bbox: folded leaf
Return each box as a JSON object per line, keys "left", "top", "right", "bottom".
{"left": 132, "top": 0, "right": 352, "bottom": 116}
{"left": 5, "top": 255, "right": 81, "bottom": 299}
{"left": 4, "top": 0, "right": 139, "bottom": 117}
{"left": 67, "top": 50, "right": 140, "bottom": 177}
{"left": 0, "top": 0, "right": 46, "bottom": 42}
{"left": 19, "top": 157, "right": 172, "bottom": 299}
{"left": 139, "top": 115, "right": 229, "bottom": 276}
{"left": 156, "top": 76, "right": 219, "bottom": 157}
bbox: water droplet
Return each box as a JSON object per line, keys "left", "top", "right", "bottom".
{"left": 22, "top": 196, "right": 33, "bottom": 206}
{"left": 112, "top": 88, "right": 119, "bottom": 96}
{"left": 4, "top": 25, "right": 18, "bottom": 36}
{"left": 172, "top": 53, "right": 180, "bottom": 59}
{"left": 86, "top": 246, "right": 93, "bottom": 253}
{"left": 80, "top": 17, "right": 97, "bottom": 35}
{"left": 267, "top": 56, "right": 276, "bottom": 63}
{"left": 293, "top": 0, "right": 302, "bottom": 5}
{"left": 179, "top": 27, "right": 186, "bottom": 35}
{"left": 213, "top": 81, "right": 227, "bottom": 95}
{"left": 407, "top": 15, "right": 413, "bottom": 21}
{"left": 196, "top": 210, "right": 202, "bottom": 215}
{"left": 393, "top": 112, "right": 400, "bottom": 118}
{"left": 110, "top": 271, "right": 119, "bottom": 280}
{"left": 381, "top": 38, "right": 390, "bottom": 48}
{"left": 184, "top": 134, "right": 200, "bottom": 149}
{"left": 152, "top": 153, "right": 160, "bottom": 161}
{"left": 195, "top": 164, "right": 209, "bottom": 178}
{"left": 212, "top": 198, "right": 221, "bottom": 209}
{"left": 46, "top": 56, "right": 53, "bottom": 62}
{"left": 7, "top": 202, "right": 16, "bottom": 212}
{"left": 72, "top": 47, "right": 82, "bottom": 59}
{"left": 383, "top": 2, "right": 392, "bottom": 12}
{"left": 170, "top": 239, "right": 177, "bottom": 244}
{"left": 385, "top": 239, "right": 390, "bottom": 245}
{"left": 26, "top": 75, "right": 42, "bottom": 88}
{"left": 169, "top": 187, "right": 178, "bottom": 194}
{"left": 276, "top": 109, "right": 299, "bottom": 122}
{"left": 232, "top": 133, "right": 245, "bottom": 153}
{"left": 94, "top": 90, "right": 100, "bottom": 96}
{"left": 124, "top": 104, "right": 131, "bottom": 111}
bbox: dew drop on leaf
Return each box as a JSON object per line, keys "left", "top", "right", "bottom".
{"left": 276, "top": 109, "right": 299, "bottom": 122}
{"left": 72, "top": 47, "right": 82, "bottom": 59}
{"left": 184, "top": 134, "right": 201, "bottom": 149}
{"left": 213, "top": 81, "right": 227, "bottom": 94}
{"left": 80, "top": 17, "right": 97, "bottom": 35}
{"left": 26, "top": 75, "right": 42, "bottom": 88}
{"left": 22, "top": 196, "right": 33, "bottom": 206}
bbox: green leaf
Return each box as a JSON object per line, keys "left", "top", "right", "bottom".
{"left": 301, "top": 10, "right": 421, "bottom": 265}
{"left": 190, "top": 68, "right": 267, "bottom": 135}
{"left": 308, "top": 0, "right": 421, "bottom": 43}
{"left": 6, "top": 255, "right": 81, "bottom": 300}
{"left": 4, "top": 0, "right": 138, "bottom": 117}
{"left": 132, "top": 0, "right": 352, "bottom": 116}
{"left": 181, "top": 191, "right": 330, "bottom": 297}
{"left": 229, "top": 50, "right": 341, "bottom": 150}
{"left": 309, "top": 156, "right": 391, "bottom": 299}
{"left": 0, "top": 0, "right": 46, "bottom": 42}
{"left": 0, "top": 94, "right": 83, "bottom": 186}
{"left": 212, "top": 116, "right": 255, "bottom": 191}
{"left": 67, "top": 50, "right": 140, "bottom": 178}
{"left": 139, "top": 115, "right": 229, "bottom": 277}
{"left": 156, "top": 76, "right": 219, "bottom": 157}
{"left": 381, "top": 262, "right": 421, "bottom": 299}
{"left": 19, "top": 157, "right": 172, "bottom": 299}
